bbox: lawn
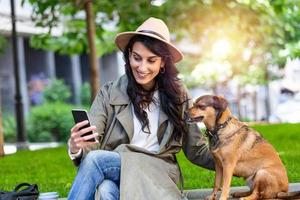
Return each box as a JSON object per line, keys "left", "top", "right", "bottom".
{"left": 0, "top": 123, "right": 299, "bottom": 198}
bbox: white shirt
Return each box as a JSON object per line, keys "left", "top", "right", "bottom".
{"left": 130, "top": 91, "right": 160, "bottom": 153}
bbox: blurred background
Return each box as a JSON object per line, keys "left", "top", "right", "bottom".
{"left": 0, "top": 0, "right": 299, "bottom": 153}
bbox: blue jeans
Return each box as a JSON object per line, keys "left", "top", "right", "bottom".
{"left": 67, "top": 150, "right": 121, "bottom": 200}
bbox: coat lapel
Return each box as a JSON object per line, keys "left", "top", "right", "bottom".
{"left": 157, "top": 109, "right": 168, "bottom": 143}
{"left": 158, "top": 109, "right": 168, "bottom": 126}
{"left": 109, "top": 75, "right": 134, "bottom": 141}
{"left": 116, "top": 104, "right": 134, "bottom": 141}
{"left": 158, "top": 109, "right": 174, "bottom": 151}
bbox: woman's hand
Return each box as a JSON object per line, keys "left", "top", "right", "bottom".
{"left": 69, "top": 120, "right": 99, "bottom": 154}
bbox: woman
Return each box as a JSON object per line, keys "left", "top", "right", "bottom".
{"left": 67, "top": 17, "right": 214, "bottom": 200}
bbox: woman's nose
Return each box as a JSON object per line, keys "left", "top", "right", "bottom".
{"left": 139, "top": 60, "right": 148, "bottom": 70}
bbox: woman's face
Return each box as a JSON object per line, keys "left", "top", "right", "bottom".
{"left": 129, "top": 41, "right": 164, "bottom": 90}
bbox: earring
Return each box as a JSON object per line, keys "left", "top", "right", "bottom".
{"left": 160, "top": 67, "right": 165, "bottom": 74}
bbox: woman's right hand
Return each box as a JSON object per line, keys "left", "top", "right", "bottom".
{"left": 69, "top": 120, "right": 99, "bottom": 154}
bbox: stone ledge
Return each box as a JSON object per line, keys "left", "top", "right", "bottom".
{"left": 185, "top": 183, "right": 300, "bottom": 200}
{"left": 56, "top": 183, "right": 300, "bottom": 200}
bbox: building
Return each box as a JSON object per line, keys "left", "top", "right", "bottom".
{"left": 0, "top": 0, "right": 124, "bottom": 116}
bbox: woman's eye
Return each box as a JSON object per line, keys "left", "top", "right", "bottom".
{"left": 148, "top": 60, "right": 156, "bottom": 63}
{"left": 133, "top": 56, "right": 141, "bottom": 61}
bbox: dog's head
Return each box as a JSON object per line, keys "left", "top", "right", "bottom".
{"left": 185, "top": 95, "right": 228, "bottom": 127}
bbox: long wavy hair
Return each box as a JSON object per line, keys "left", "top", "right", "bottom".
{"left": 123, "top": 35, "right": 187, "bottom": 139}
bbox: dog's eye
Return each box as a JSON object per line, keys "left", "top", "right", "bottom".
{"left": 198, "top": 105, "right": 205, "bottom": 110}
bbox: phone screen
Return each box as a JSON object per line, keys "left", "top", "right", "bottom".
{"left": 71, "top": 109, "right": 95, "bottom": 142}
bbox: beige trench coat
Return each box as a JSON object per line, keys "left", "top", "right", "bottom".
{"left": 71, "top": 75, "right": 214, "bottom": 200}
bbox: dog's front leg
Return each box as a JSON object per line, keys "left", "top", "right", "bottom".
{"left": 219, "top": 162, "right": 236, "bottom": 200}
{"left": 205, "top": 158, "right": 223, "bottom": 200}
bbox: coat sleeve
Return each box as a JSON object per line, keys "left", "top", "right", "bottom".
{"left": 71, "top": 83, "right": 111, "bottom": 166}
{"left": 181, "top": 91, "right": 215, "bottom": 171}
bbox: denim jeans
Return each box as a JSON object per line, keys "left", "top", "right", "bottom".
{"left": 67, "top": 150, "right": 121, "bottom": 200}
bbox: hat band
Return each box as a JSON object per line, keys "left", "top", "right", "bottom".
{"left": 138, "top": 30, "right": 166, "bottom": 41}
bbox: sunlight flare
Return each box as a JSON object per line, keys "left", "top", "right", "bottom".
{"left": 212, "top": 39, "right": 231, "bottom": 58}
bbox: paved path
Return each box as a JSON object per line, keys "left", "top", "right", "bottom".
{"left": 4, "top": 142, "right": 61, "bottom": 154}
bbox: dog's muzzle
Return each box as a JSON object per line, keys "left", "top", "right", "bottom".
{"left": 184, "top": 111, "right": 204, "bottom": 124}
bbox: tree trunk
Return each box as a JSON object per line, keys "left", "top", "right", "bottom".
{"left": 0, "top": 94, "right": 4, "bottom": 157}
{"left": 236, "top": 85, "right": 242, "bottom": 120}
{"left": 264, "top": 66, "right": 271, "bottom": 122}
{"left": 253, "top": 91, "right": 257, "bottom": 122}
{"left": 84, "top": 0, "right": 100, "bottom": 103}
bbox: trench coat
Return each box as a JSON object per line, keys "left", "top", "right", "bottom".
{"left": 71, "top": 75, "right": 214, "bottom": 200}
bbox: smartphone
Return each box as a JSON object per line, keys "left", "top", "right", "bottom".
{"left": 71, "top": 109, "right": 96, "bottom": 142}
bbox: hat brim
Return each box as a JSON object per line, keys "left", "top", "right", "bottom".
{"left": 115, "top": 32, "right": 183, "bottom": 63}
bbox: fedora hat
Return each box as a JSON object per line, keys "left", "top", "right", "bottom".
{"left": 115, "top": 17, "right": 183, "bottom": 63}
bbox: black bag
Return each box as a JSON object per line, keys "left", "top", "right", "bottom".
{"left": 0, "top": 183, "right": 39, "bottom": 200}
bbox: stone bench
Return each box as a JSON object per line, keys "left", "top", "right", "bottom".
{"left": 186, "top": 183, "right": 300, "bottom": 200}
{"left": 57, "top": 183, "right": 300, "bottom": 200}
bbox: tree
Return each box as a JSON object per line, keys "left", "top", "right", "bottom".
{"left": 23, "top": 0, "right": 164, "bottom": 101}
{"left": 82, "top": 0, "right": 100, "bottom": 101}
{"left": 24, "top": 0, "right": 100, "bottom": 99}
{"left": 161, "top": 0, "right": 299, "bottom": 120}
{"left": 163, "top": 0, "right": 298, "bottom": 79}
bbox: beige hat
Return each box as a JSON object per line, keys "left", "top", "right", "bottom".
{"left": 115, "top": 17, "right": 183, "bottom": 63}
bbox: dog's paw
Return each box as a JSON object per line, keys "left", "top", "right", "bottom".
{"left": 204, "top": 194, "right": 216, "bottom": 200}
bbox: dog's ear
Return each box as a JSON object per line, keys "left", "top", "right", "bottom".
{"left": 213, "top": 96, "right": 228, "bottom": 121}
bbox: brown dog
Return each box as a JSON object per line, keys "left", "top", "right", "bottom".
{"left": 185, "top": 95, "right": 299, "bottom": 200}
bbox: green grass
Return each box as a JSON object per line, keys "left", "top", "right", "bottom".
{"left": 0, "top": 147, "right": 76, "bottom": 197}
{"left": 0, "top": 123, "right": 299, "bottom": 197}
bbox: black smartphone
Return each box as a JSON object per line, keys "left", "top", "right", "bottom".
{"left": 71, "top": 109, "right": 95, "bottom": 142}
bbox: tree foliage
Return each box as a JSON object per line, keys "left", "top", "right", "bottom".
{"left": 162, "top": 0, "right": 300, "bottom": 87}
{"left": 23, "top": 0, "right": 164, "bottom": 56}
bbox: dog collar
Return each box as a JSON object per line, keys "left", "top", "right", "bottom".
{"left": 205, "top": 116, "right": 232, "bottom": 150}
{"left": 206, "top": 116, "right": 232, "bottom": 135}
{"left": 216, "top": 116, "right": 232, "bottom": 130}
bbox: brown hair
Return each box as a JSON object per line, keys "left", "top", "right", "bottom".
{"left": 123, "top": 35, "right": 186, "bottom": 138}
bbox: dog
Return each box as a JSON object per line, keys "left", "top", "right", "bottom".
{"left": 185, "top": 95, "right": 300, "bottom": 200}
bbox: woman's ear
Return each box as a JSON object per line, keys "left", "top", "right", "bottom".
{"left": 160, "top": 60, "right": 165, "bottom": 68}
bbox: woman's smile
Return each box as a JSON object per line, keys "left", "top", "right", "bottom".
{"left": 135, "top": 70, "right": 151, "bottom": 79}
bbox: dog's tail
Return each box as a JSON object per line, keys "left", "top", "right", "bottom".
{"left": 277, "top": 191, "right": 300, "bottom": 199}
